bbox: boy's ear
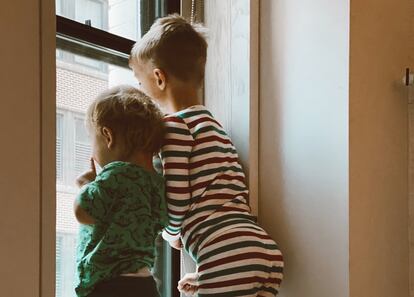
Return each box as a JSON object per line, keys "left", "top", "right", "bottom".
{"left": 153, "top": 68, "right": 166, "bottom": 91}
{"left": 101, "top": 127, "right": 114, "bottom": 149}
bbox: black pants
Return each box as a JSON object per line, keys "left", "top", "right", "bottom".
{"left": 87, "top": 276, "right": 160, "bottom": 297}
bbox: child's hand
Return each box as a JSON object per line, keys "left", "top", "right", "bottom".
{"left": 76, "top": 158, "right": 97, "bottom": 188}
{"left": 169, "top": 238, "right": 183, "bottom": 250}
{"left": 178, "top": 273, "right": 199, "bottom": 296}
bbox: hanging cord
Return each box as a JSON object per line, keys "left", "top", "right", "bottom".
{"left": 190, "top": 0, "right": 204, "bottom": 25}
{"left": 190, "top": 0, "right": 196, "bottom": 24}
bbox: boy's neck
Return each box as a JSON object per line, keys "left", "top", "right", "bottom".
{"left": 126, "top": 152, "right": 155, "bottom": 173}
{"left": 101, "top": 152, "right": 155, "bottom": 173}
{"left": 163, "top": 83, "right": 202, "bottom": 114}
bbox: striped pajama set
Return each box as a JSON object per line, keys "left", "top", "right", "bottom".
{"left": 160, "top": 105, "right": 283, "bottom": 296}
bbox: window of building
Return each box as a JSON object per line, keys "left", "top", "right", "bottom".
{"left": 57, "top": 0, "right": 108, "bottom": 30}
{"left": 57, "top": 0, "right": 108, "bottom": 70}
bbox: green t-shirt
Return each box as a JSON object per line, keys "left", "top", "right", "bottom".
{"left": 75, "top": 161, "right": 168, "bottom": 297}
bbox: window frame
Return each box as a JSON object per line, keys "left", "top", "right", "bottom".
{"left": 56, "top": 15, "right": 134, "bottom": 68}
{"left": 57, "top": 0, "right": 109, "bottom": 71}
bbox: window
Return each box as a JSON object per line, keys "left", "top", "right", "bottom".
{"left": 57, "top": 0, "right": 108, "bottom": 30}
{"left": 55, "top": 2, "right": 180, "bottom": 297}
{"left": 57, "top": 0, "right": 109, "bottom": 70}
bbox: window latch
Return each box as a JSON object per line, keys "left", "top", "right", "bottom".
{"left": 404, "top": 68, "right": 414, "bottom": 86}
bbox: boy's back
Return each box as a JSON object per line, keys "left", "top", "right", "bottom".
{"left": 76, "top": 161, "right": 167, "bottom": 297}
{"left": 161, "top": 105, "right": 251, "bottom": 255}
{"left": 73, "top": 86, "right": 168, "bottom": 297}
{"left": 160, "top": 105, "right": 283, "bottom": 296}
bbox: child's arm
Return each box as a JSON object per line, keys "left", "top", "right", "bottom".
{"left": 178, "top": 272, "right": 199, "bottom": 296}
{"left": 74, "top": 201, "right": 95, "bottom": 225}
{"left": 75, "top": 158, "right": 97, "bottom": 188}
{"left": 74, "top": 158, "right": 98, "bottom": 225}
{"left": 74, "top": 182, "right": 112, "bottom": 225}
{"left": 160, "top": 116, "right": 193, "bottom": 246}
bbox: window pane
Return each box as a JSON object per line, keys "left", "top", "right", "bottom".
{"left": 75, "top": 0, "right": 105, "bottom": 29}
{"left": 56, "top": 236, "right": 63, "bottom": 297}
{"left": 56, "top": 49, "right": 169, "bottom": 297}
{"left": 75, "top": 117, "right": 89, "bottom": 143}
{"left": 56, "top": 51, "right": 132, "bottom": 297}
{"left": 56, "top": 0, "right": 141, "bottom": 40}
{"left": 57, "top": 114, "right": 64, "bottom": 182}
{"left": 74, "top": 117, "right": 92, "bottom": 177}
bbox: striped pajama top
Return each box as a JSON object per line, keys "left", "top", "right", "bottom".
{"left": 160, "top": 105, "right": 254, "bottom": 261}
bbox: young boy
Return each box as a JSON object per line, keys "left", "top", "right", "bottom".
{"left": 129, "top": 15, "right": 284, "bottom": 296}
{"left": 73, "top": 85, "right": 168, "bottom": 297}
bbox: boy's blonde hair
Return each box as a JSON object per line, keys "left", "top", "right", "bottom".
{"left": 87, "top": 85, "right": 165, "bottom": 156}
{"left": 129, "top": 14, "right": 207, "bottom": 85}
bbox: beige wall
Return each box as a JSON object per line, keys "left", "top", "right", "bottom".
{"left": 410, "top": 100, "right": 414, "bottom": 297}
{"left": 408, "top": 0, "right": 414, "bottom": 295}
{"left": 349, "top": 0, "right": 409, "bottom": 296}
{"left": 0, "top": 1, "right": 41, "bottom": 296}
{"left": 259, "top": 0, "right": 350, "bottom": 296}
{"left": 0, "top": 1, "right": 55, "bottom": 297}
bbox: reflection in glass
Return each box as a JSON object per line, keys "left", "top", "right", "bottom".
{"left": 56, "top": 0, "right": 141, "bottom": 40}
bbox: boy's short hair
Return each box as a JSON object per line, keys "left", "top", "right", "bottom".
{"left": 87, "top": 85, "right": 165, "bottom": 155}
{"left": 129, "top": 14, "right": 207, "bottom": 85}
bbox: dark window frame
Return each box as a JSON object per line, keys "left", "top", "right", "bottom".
{"left": 56, "top": 1, "right": 181, "bottom": 296}
{"left": 57, "top": 0, "right": 109, "bottom": 71}
{"left": 56, "top": 0, "right": 181, "bottom": 66}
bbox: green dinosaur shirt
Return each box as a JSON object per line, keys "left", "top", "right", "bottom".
{"left": 75, "top": 161, "right": 168, "bottom": 297}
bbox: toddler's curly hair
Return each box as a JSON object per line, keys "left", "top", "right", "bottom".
{"left": 87, "top": 85, "right": 165, "bottom": 156}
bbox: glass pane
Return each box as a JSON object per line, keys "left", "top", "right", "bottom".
{"left": 56, "top": 49, "right": 169, "bottom": 297}
{"left": 74, "top": 117, "right": 93, "bottom": 177}
{"left": 75, "top": 0, "right": 105, "bottom": 29}
{"left": 57, "top": 114, "right": 64, "bottom": 182}
{"left": 56, "top": 0, "right": 141, "bottom": 40}
{"left": 75, "top": 117, "right": 89, "bottom": 143}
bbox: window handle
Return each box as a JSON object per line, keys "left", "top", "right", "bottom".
{"left": 404, "top": 68, "right": 414, "bottom": 86}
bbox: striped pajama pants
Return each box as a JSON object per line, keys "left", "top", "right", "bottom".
{"left": 192, "top": 222, "right": 284, "bottom": 297}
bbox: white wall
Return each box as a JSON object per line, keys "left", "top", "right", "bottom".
{"left": 259, "top": 1, "right": 350, "bottom": 296}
